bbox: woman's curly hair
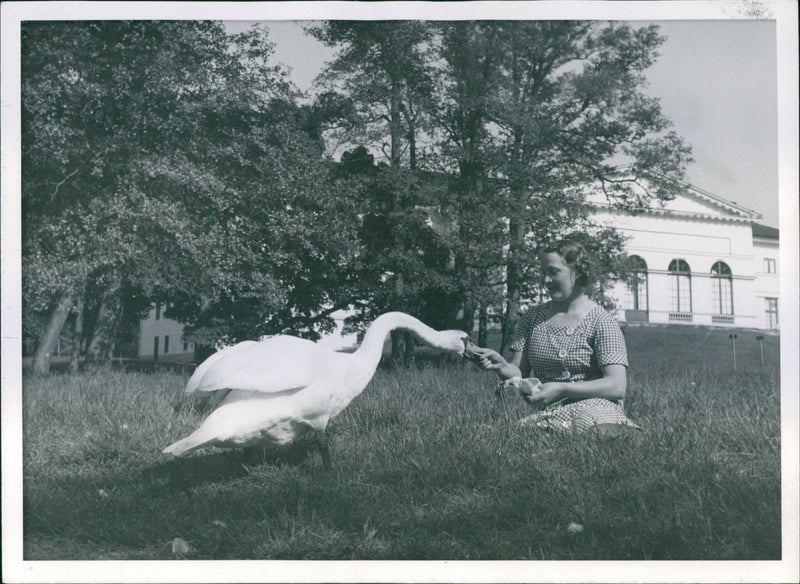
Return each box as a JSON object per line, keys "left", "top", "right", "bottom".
{"left": 539, "top": 239, "right": 597, "bottom": 289}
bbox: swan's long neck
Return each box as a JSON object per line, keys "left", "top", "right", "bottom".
{"left": 350, "top": 312, "right": 442, "bottom": 378}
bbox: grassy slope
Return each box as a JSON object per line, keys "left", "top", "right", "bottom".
{"left": 21, "top": 326, "right": 781, "bottom": 560}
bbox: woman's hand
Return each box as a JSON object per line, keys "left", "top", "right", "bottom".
{"left": 471, "top": 347, "right": 506, "bottom": 371}
{"left": 523, "top": 382, "right": 565, "bottom": 409}
{"left": 472, "top": 347, "right": 522, "bottom": 379}
{"left": 468, "top": 346, "right": 523, "bottom": 380}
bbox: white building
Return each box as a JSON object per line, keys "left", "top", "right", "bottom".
{"left": 751, "top": 223, "right": 781, "bottom": 330}
{"left": 592, "top": 183, "right": 779, "bottom": 331}
{"left": 138, "top": 303, "right": 195, "bottom": 362}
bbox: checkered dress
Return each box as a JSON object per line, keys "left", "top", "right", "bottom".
{"left": 507, "top": 302, "right": 640, "bottom": 433}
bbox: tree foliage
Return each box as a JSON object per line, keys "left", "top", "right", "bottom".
{"left": 21, "top": 21, "right": 360, "bottom": 371}
{"left": 22, "top": 19, "right": 693, "bottom": 372}
{"left": 309, "top": 21, "right": 452, "bottom": 361}
{"left": 428, "top": 21, "right": 693, "bottom": 349}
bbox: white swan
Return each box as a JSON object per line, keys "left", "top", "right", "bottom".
{"left": 162, "top": 312, "right": 473, "bottom": 468}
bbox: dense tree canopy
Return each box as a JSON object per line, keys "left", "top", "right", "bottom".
{"left": 312, "top": 20, "right": 692, "bottom": 349}
{"left": 430, "top": 21, "right": 692, "bottom": 348}
{"left": 309, "top": 21, "right": 448, "bottom": 361}
{"left": 21, "top": 19, "right": 692, "bottom": 372}
{"left": 21, "top": 21, "right": 361, "bottom": 371}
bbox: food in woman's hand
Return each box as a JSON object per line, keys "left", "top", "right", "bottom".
{"left": 497, "top": 376, "right": 542, "bottom": 398}
{"left": 463, "top": 338, "right": 484, "bottom": 362}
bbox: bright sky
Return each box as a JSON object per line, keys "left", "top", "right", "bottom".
{"left": 228, "top": 18, "right": 780, "bottom": 228}
{"left": 645, "top": 20, "right": 778, "bottom": 227}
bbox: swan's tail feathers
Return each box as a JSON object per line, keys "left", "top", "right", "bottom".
{"left": 163, "top": 436, "right": 202, "bottom": 457}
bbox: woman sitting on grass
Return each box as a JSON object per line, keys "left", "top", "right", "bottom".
{"left": 472, "top": 238, "right": 640, "bottom": 435}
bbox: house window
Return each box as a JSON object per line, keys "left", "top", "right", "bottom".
{"left": 183, "top": 341, "right": 189, "bottom": 352}
{"left": 764, "top": 258, "right": 776, "bottom": 274}
{"left": 624, "top": 255, "right": 648, "bottom": 311}
{"left": 765, "top": 298, "right": 779, "bottom": 330}
{"left": 153, "top": 336, "right": 159, "bottom": 361}
{"left": 710, "top": 261, "right": 733, "bottom": 316}
{"left": 668, "top": 259, "right": 692, "bottom": 314}
{"left": 164, "top": 335, "right": 170, "bottom": 354}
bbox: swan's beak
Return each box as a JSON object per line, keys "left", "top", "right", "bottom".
{"left": 463, "top": 338, "right": 481, "bottom": 361}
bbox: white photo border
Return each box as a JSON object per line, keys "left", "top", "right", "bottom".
{"left": 2, "top": 2, "right": 798, "bottom": 583}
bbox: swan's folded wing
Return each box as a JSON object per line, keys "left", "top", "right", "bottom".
{"left": 192, "top": 336, "right": 323, "bottom": 394}
{"left": 185, "top": 341, "right": 258, "bottom": 394}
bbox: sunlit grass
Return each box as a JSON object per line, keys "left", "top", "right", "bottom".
{"left": 22, "top": 326, "right": 781, "bottom": 560}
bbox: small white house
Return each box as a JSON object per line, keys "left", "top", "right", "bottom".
{"left": 138, "top": 303, "right": 195, "bottom": 362}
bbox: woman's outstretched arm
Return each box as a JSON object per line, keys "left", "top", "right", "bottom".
{"left": 472, "top": 347, "right": 527, "bottom": 380}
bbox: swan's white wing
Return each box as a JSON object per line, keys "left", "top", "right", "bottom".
{"left": 185, "top": 341, "right": 258, "bottom": 394}
{"left": 193, "top": 335, "right": 324, "bottom": 394}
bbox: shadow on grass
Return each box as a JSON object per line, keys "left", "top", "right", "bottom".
{"left": 140, "top": 442, "right": 319, "bottom": 492}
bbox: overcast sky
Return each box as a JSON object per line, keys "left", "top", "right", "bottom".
{"left": 249, "top": 19, "right": 780, "bottom": 228}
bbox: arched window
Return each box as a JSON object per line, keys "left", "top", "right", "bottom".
{"left": 711, "top": 261, "right": 734, "bottom": 321}
{"left": 668, "top": 259, "right": 692, "bottom": 317}
{"left": 624, "top": 255, "right": 648, "bottom": 313}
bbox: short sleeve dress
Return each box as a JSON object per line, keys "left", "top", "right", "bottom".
{"left": 508, "top": 302, "right": 640, "bottom": 433}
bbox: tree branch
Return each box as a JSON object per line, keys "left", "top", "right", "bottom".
{"left": 292, "top": 298, "right": 368, "bottom": 328}
{"left": 50, "top": 166, "right": 82, "bottom": 202}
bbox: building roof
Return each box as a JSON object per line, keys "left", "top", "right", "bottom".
{"left": 591, "top": 167, "right": 764, "bottom": 224}
{"left": 752, "top": 223, "right": 779, "bottom": 239}
{"left": 683, "top": 183, "right": 761, "bottom": 220}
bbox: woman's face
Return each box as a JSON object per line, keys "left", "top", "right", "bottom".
{"left": 540, "top": 252, "right": 579, "bottom": 302}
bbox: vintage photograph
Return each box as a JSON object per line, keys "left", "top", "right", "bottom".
{"left": 2, "top": 1, "right": 798, "bottom": 583}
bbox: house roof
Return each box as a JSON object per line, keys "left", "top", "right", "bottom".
{"left": 752, "top": 223, "right": 779, "bottom": 239}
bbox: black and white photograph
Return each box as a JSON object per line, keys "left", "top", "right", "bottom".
{"left": 2, "top": 1, "right": 798, "bottom": 583}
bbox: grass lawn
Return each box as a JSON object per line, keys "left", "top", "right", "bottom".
{"left": 21, "top": 325, "right": 781, "bottom": 560}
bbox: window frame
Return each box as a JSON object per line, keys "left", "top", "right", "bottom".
{"left": 668, "top": 259, "right": 692, "bottom": 314}
{"left": 710, "top": 261, "right": 734, "bottom": 316}
{"left": 624, "top": 255, "right": 649, "bottom": 312}
{"left": 765, "top": 297, "right": 779, "bottom": 330}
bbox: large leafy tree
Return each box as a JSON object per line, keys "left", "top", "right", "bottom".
{"left": 434, "top": 21, "right": 693, "bottom": 349}
{"left": 307, "top": 20, "right": 692, "bottom": 353}
{"left": 309, "top": 21, "right": 451, "bottom": 361}
{"left": 22, "top": 21, "right": 361, "bottom": 372}
{"left": 164, "top": 99, "right": 363, "bottom": 348}
{"left": 429, "top": 22, "right": 508, "bottom": 344}
{"left": 308, "top": 21, "right": 436, "bottom": 169}
{"left": 21, "top": 21, "right": 236, "bottom": 372}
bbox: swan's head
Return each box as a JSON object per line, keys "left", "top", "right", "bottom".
{"left": 437, "top": 330, "right": 473, "bottom": 356}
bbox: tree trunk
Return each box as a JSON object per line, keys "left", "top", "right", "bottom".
{"left": 390, "top": 271, "right": 412, "bottom": 364}
{"left": 502, "top": 24, "right": 525, "bottom": 354}
{"left": 387, "top": 82, "right": 412, "bottom": 365}
{"left": 459, "top": 296, "right": 476, "bottom": 336}
{"left": 85, "top": 277, "right": 122, "bottom": 367}
{"left": 32, "top": 291, "right": 73, "bottom": 375}
{"left": 478, "top": 304, "right": 489, "bottom": 348}
{"left": 501, "top": 215, "right": 524, "bottom": 352}
{"left": 69, "top": 295, "right": 85, "bottom": 373}
{"left": 406, "top": 108, "right": 417, "bottom": 171}
{"left": 389, "top": 83, "right": 404, "bottom": 166}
